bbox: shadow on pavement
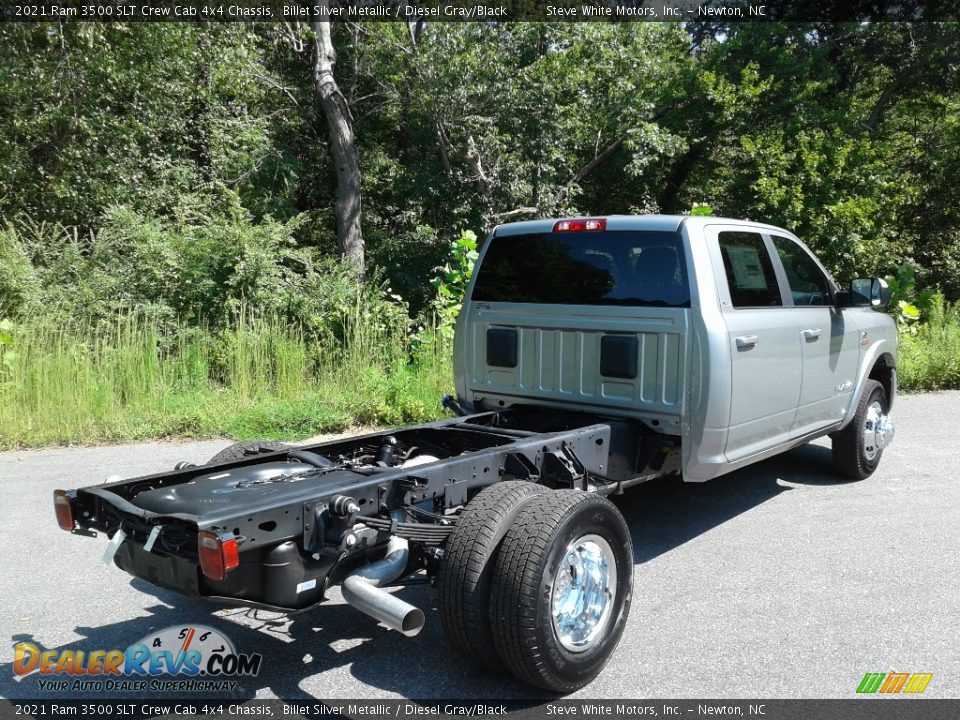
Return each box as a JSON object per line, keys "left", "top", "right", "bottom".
{"left": 613, "top": 442, "right": 846, "bottom": 563}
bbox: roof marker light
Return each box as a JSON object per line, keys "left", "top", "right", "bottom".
{"left": 553, "top": 218, "right": 606, "bottom": 232}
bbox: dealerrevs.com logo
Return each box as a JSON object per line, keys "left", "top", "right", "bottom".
{"left": 13, "top": 624, "right": 262, "bottom": 693}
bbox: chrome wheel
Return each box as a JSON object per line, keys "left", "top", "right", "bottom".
{"left": 862, "top": 401, "right": 894, "bottom": 461}
{"left": 491, "top": 491, "right": 633, "bottom": 691}
{"left": 551, "top": 534, "right": 617, "bottom": 653}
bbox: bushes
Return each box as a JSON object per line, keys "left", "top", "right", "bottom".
{"left": 0, "top": 227, "right": 38, "bottom": 317}
{"left": 885, "top": 263, "right": 960, "bottom": 392}
{"left": 897, "top": 295, "right": 960, "bottom": 392}
{"left": 2, "top": 203, "right": 326, "bottom": 326}
{"left": 0, "top": 206, "right": 456, "bottom": 448}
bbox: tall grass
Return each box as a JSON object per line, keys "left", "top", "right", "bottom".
{"left": 4, "top": 294, "right": 955, "bottom": 449}
{"left": 897, "top": 295, "right": 960, "bottom": 392}
{"left": 0, "top": 310, "right": 452, "bottom": 448}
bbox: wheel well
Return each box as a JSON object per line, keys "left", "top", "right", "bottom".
{"left": 869, "top": 354, "right": 896, "bottom": 403}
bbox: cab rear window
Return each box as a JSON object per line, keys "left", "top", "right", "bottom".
{"left": 471, "top": 231, "right": 689, "bottom": 307}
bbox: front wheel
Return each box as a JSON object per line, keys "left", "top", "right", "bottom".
{"left": 832, "top": 379, "right": 893, "bottom": 480}
{"left": 490, "top": 490, "right": 633, "bottom": 693}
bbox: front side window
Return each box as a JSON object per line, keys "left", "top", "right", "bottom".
{"left": 717, "top": 231, "right": 783, "bottom": 308}
{"left": 771, "top": 235, "right": 832, "bottom": 306}
{"left": 471, "top": 231, "right": 689, "bottom": 307}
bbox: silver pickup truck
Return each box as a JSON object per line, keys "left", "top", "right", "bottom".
{"left": 456, "top": 214, "right": 897, "bottom": 484}
{"left": 55, "top": 215, "right": 896, "bottom": 694}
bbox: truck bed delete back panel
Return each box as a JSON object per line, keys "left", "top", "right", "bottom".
{"left": 467, "top": 307, "right": 688, "bottom": 419}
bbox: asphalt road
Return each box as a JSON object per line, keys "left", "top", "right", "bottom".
{"left": 1, "top": 391, "right": 958, "bottom": 701}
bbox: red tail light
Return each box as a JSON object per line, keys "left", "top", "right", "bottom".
{"left": 553, "top": 218, "right": 606, "bottom": 232}
{"left": 53, "top": 490, "right": 75, "bottom": 531}
{"left": 198, "top": 531, "right": 240, "bottom": 582}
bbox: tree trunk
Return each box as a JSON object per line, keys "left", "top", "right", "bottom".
{"left": 311, "top": 13, "right": 364, "bottom": 277}
{"left": 863, "top": 73, "right": 909, "bottom": 134}
{"left": 657, "top": 142, "right": 706, "bottom": 213}
{"left": 552, "top": 137, "right": 625, "bottom": 212}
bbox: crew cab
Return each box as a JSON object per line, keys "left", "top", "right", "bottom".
{"left": 54, "top": 215, "right": 896, "bottom": 693}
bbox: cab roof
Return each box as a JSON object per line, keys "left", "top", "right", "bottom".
{"left": 492, "top": 214, "right": 793, "bottom": 237}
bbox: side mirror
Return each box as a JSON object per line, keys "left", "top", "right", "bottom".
{"left": 849, "top": 277, "right": 892, "bottom": 308}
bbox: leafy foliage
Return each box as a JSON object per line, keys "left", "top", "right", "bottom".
{"left": 2, "top": 22, "right": 959, "bottom": 307}
{"left": 885, "top": 262, "right": 936, "bottom": 328}
{"left": 1, "top": 21, "right": 959, "bottom": 446}
{"left": 429, "top": 230, "right": 479, "bottom": 341}
{"left": 898, "top": 295, "right": 960, "bottom": 392}
{"left": 689, "top": 203, "right": 714, "bottom": 217}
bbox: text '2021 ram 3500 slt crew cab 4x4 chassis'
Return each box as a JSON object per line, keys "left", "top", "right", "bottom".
{"left": 54, "top": 215, "right": 897, "bottom": 692}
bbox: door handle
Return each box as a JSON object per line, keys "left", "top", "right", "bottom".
{"left": 802, "top": 328, "right": 822, "bottom": 341}
{"left": 735, "top": 335, "right": 759, "bottom": 349}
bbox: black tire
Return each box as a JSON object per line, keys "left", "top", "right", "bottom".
{"left": 437, "top": 481, "right": 549, "bottom": 672}
{"left": 490, "top": 490, "right": 633, "bottom": 693}
{"left": 207, "top": 440, "right": 289, "bottom": 465}
{"left": 832, "top": 379, "right": 888, "bottom": 480}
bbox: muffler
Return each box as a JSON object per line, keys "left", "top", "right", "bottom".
{"left": 341, "top": 536, "right": 425, "bottom": 637}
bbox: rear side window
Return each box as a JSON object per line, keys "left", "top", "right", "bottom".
{"left": 471, "top": 231, "right": 689, "bottom": 307}
{"left": 718, "top": 231, "right": 782, "bottom": 308}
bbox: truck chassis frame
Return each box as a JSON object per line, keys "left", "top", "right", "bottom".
{"left": 67, "top": 408, "right": 675, "bottom": 614}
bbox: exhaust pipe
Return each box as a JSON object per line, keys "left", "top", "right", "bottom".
{"left": 341, "top": 536, "right": 425, "bottom": 637}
